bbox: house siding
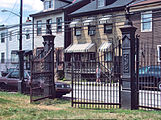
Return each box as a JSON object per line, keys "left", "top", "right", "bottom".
{"left": 33, "top": 12, "right": 65, "bottom": 48}
{"left": 0, "top": 23, "right": 33, "bottom": 74}
{"left": 131, "top": 7, "right": 161, "bottom": 63}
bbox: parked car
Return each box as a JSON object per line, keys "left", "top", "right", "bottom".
{"left": 0, "top": 70, "right": 31, "bottom": 90}
{"left": 1, "top": 68, "right": 17, "bottom": 77}
{"left": 139, "top": 66, "right": 161, "bottom": 91}
{"left": 0, "top": 70, "right": 72, "bottom": 97}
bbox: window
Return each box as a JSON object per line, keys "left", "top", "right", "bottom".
{"left": 26, "top": 29, "right": 30, "bottom": 39}
{"left": 141, "top": 11, "right": 152, "bottom": 32}
{"left": 1, "top": 33, "right": 5, "bottom": 43}
{"left": 1, "top": 53, "right": 5, "bottom": 63}
{"left": 11, "top": 52, "right": 19, "bottom": 63}
{"left": 75, "top": 27, "right": 81, "bottom": 36}
{"left": 57, "top": 17, "right": 62, "bottom": 32}
{"left": 105, "top": 52, "right": 112, "bottom": 61}
{"left": 46, "top": 19, "right": 52, "bottom": 34}
{"left": 88, "top": 26, "right": 96, "bottom": 36}
{"left": 10, "top": 31, "right": 12, "bottom": 41}
{"left": 37, "top": 20, "right": 42, "bottom": 35}
{"left": 98, "top": 0, "right": 105, "bottom": 7}
{"left": 44, "top": 0, "right": 53, "bottom": 10}
{"left": 104, "top": 24, "right": 112, "bottom": 34}
{"left": 157, "top": 45, "right": 161, "bottom": 62}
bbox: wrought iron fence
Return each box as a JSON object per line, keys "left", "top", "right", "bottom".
{"left": 70, "top": 40, "right": 122, "bottom": 109}
{"left": 137, "top": 41, "right": 161, "bottom": 110}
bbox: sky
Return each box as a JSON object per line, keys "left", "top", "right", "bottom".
{"left": 0, "top": 0, "right": 43, "bottom": 25}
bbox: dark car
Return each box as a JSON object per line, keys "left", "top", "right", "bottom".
{"left": 0, "top": 70, "right": 72, "bottom": 97}
{"left": 0, "top": 70, "right": 31, "bottom": 90}
{"left": 139, "top": 66, "right": 161, "bottom": 91}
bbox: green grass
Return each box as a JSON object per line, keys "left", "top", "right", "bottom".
{"left": 0, "top": 91, "right": 161, "bottom": 120}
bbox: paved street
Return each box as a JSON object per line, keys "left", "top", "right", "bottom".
{"left": 64, "top": 82, "right": 161, "bottom": 109}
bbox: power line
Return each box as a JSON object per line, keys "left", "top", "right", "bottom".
{"left": 3, "top": 0, "right": 19, "bottom": 23}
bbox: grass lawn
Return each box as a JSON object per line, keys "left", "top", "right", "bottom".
{"left": 0, "top": 92, "right": 161, "bottom": 120}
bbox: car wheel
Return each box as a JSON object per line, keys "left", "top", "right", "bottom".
{"left": 158, "top": 82, "right": 161, "bottom": 91}
{"left": 0, "top": 83, "right": 7, "bottom": 90}
{"left": 56, "top": 94, "right": 63, "bottom": 98}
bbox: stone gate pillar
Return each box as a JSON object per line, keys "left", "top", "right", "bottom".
{"left": 120, "top": 12, "right": 138, "bottom": 110}
{"left": 42, "top": 34, "right": 56, "bottom": 99}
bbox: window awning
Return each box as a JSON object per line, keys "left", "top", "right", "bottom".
{"left": 69, "top": 21, "right": 81, "bottom": 28}
{"left": 65, "top": 43, "right": 96, "bottom": 53}
{"left": 99, "top": 42, "right": 112, "bottom": 51}
{"left": 99, "top": 15, "right": 112, "bottom": 24}
{"left": 83, "top": 18, "right": 96, "bottom": 26}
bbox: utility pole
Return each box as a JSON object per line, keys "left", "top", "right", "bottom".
{"left": 18, "top": 0, "right": 24, "bottom": 93}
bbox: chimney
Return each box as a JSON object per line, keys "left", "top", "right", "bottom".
{"left": 26, "top": 17, "right": 31, "bottom": 22}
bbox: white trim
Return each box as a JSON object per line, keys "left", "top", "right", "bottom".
{"left": 83, "top": 17, "right": 96, "bottom": 26}
{"left": 141, "top": 11, "right": 152, "bottom": 32}
{"left": 157, "top": 45, "right": 161, "bottom": 62}
{"left": 99, "top": 15, "right": 112, "bottom": 24}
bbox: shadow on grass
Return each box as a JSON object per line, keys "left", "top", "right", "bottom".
{"left": 32, "top": 98, "right": 70, "bottom": 106}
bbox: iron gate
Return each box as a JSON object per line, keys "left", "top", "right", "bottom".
{"left": 71, "top": 40, "right": 121, "bottom": 109}
{"left": 30, "top": 35, "right": 55, "bottom": 103}
{"left": 136, "top": 37, "right": 161, "bottom": 110}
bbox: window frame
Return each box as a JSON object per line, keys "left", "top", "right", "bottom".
{"left": 104, "top": 51, "right": 112, "bottom": 62}
{"left": 56, "top": 17, "right": 62, "bottom": 33}
{"left": 74, "top": 27, "right": 81, "bottom": 36}
{"left": 1, "top": 52, "right": 5, "bottom": 63}
{"left": 157, "top": 45, "right": 161, "bottom": 62}
{"left": 44, "top": 0, "right": 53, "bottom": 10}
{"left": 37, "top": 20, "right": 42, "bottom": 36}
{"left": 46, "top": 19, "right": 52, "bottom": 34}
{"left": 141, "top": 11, "right": 152, "bottom": 32}
{"left": 98, "top": 0, "right": 105, "bottom": 7}
{"left": 9, "top": 31, "right": 12, "bottom": 41}
{"left": 25, "top": 29, "right": 30, "bottom": 39}
{"left": 104, "top": 24, "right": 113, "bottom": 34}
{"left": 1, "top": 32, "right": 5, "bottom": 43}
{"left": 88, "top": 25, "right": 96, "bottom": 36}
{"left": 11, "top": 52, "right": 19, "bottom": 63}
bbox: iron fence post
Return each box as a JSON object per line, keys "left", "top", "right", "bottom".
{"left": 71, "top": 52, "right": 74, "bottom": 107}
{"left": 120, "top": 11, "right": 138, "bottom": 110}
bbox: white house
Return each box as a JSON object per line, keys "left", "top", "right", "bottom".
{"left": 30, "top": 0, "right": 90, "bottom": 49}
{"left": 0, "top": 19, "right": 33, "bottom": 75}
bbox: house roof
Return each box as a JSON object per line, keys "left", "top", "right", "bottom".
{"left": 30, "top": 0, "right": 84, "bottom": 17}
{"left": 130, "top": 0, "right": 161, "bottom": 7}
{"left": 41, "top": 0, "right": 73, "bottom": 3}
{"left": 70, "top": 0, "right": 134, "bottom": 16}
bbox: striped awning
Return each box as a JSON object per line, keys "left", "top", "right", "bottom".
{"left": 99, "top": 42, "right": 112, "bottom": 51}
{"left": 99, "top": 15, "right": 112, "bottom": 24}
{"left": 65, "top": 43, "right": 95, "bottom": 53}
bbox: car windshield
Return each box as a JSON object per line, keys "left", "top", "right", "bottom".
{"left": 139, "top": 67, "right": 148, "bottom": 74}
{"left": 139, "top": 66, "right": 161, "bottom": 74}
{"left": 8, "top": 71, "right": 30, "bottom": 79}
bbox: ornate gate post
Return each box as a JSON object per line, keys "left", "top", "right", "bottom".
{"left": 120, "top": 11, "right": 138, "bottom": 110}
{"left": 42, "top": 34, "right": 56, "bottom": 99}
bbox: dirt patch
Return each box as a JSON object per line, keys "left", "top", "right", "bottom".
{"left": 36, "top": 105, "right": 63, "bottom": 111}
